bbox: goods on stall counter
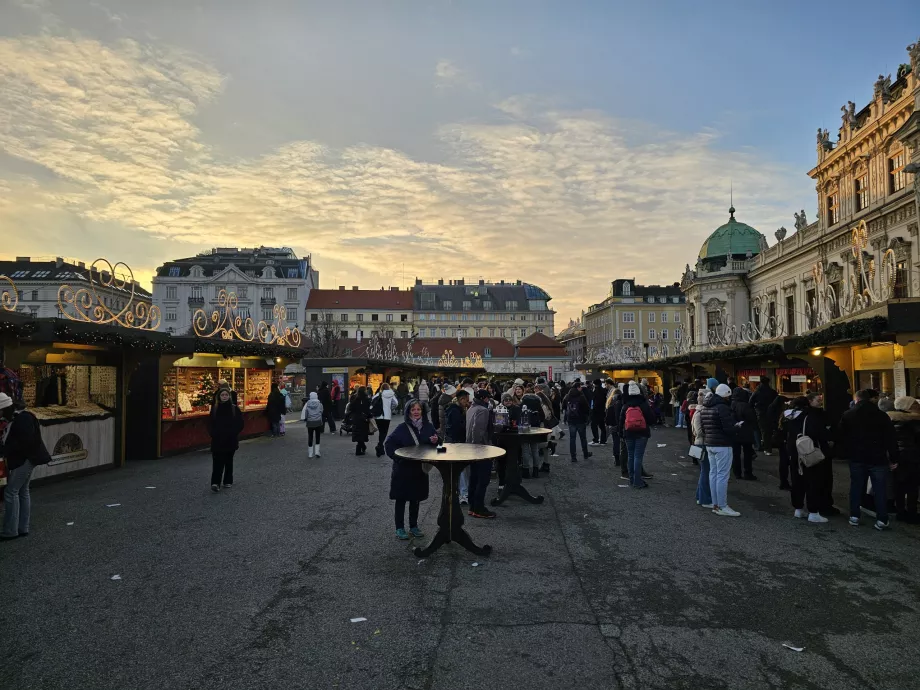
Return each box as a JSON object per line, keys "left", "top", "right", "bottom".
{"left": 178, "top": 391, "right": 193, "bottom": 414}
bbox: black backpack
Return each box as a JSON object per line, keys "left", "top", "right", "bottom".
{"left": 371, "top": 395, "right": 384, "bottom": 417}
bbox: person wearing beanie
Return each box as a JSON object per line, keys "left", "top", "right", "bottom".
{"left": 750, "top": 376, "right": 779, "bottom": 455}
{"left": 693, "top": 389, "right": 713, "bottom": 507}
{"left": 699, "top": 383, "right": 740, "bottom": 516}
{"left": 706, "top": 377, "right": 719, "bottom": 391}
{"left": 1, "top": 394, "right": 51, "bottom": 540}
{"left": 618, "top": 381, "right": 656, "bottom": 488}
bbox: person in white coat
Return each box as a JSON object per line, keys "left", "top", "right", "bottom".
{"left": 373, "top": 383, "right": 400, "bottom": 457}
{"left": 300, "top": 392, "right": 325, "bottom": 457}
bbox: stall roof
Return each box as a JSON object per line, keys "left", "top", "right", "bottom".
{"left": 304, "top": 357, "right": 486, "bottom": 375}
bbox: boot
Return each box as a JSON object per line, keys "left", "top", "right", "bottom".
{"left": 308, "top": 445, "right": 314, "bottom": 458}
{"left": 315, "top": 444, "right": 321, "bottom": 457}
{"left": 540, "top": 462, "right": 551, "bottom": 472}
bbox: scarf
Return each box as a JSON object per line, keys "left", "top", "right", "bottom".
{"left": 410, "top": 416, "right": 424, "bottom": 433}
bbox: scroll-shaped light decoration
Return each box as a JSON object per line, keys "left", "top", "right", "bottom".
{"left": 193, "top": 290, "right": 256, "bottom": 342}
{"left": 437, "top": 350, "right": 460, "bottom": 367}
{"left": 258, "top": 303, "right": 302, "bottom": 348}
{"left": 1, "top": 274, "right": 19, "bottom": 312}
{"left": 58, "top": 259, "right": 160, "bottom": 330}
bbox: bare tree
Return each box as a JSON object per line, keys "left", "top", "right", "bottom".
{"left": 308, "top": 312, "right": 343, "bottom": 358}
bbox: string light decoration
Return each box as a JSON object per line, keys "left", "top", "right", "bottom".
{"left": 57, "top": 259, "right": 160, "bottom": 330}
{"left": 193, "top": 290, "right": 301, "bottom": 347}
{"left": 436, "top": 350, "right": 484, "bottom": 368}
{"left": 1, "top": 274, "right": 19, "bottom": 312}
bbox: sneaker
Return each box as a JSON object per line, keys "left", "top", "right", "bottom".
{"left": 571, "top": 458, "right": 578, "bottom": 463}
{"left": 211, "top": 484, "right": 220, "bottom": 493}
{"left": 874, "top": 520, "right": 890, "bottom": 531}
{"left": 701, "top": 503, "right": 714, "bottom": 509}
{"left": 849, "top": 517, "right": 860, "bottom": 527}
{"left": 460, "top": 495, "right": 469, "bottom": 506}
{"left": 498, "top": 485, "right": 505, "bottom": 492}
{"left": 794, "top": 509, "right": 807, "bottom": 519}
{"left": 223, "top": 483, "right": 232, "bottom": 489}
{"left": 470, "top": 507, "right": 497, "bottom": 519}
{"left": 620, "top": 474, "right": 629, "bottom": 481}
{"left": 395, "top": 528, "right": 409, "bottom": 540}
{"left": 763, "top": 451, "right": 772, "bottom": 456}
{"left": 713, "top": 507, "right": 741, "bottom": 517}
{"left": 808, "top": 513, "right": 828, "bottom": 524}
{"left": 588, "top": 441, "right": 598, "bottom": 446}
{"left": 551, "top": 453, "right": 560, "bottom": 458}
{"left": 409, "top": 527, "right": 424, "bottom": 538}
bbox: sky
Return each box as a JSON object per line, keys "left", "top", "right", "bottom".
{"left": 1, "top": 0, "right": 918, "bottom": 329}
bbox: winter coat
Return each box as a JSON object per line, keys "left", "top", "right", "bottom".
{"left": 385, "top": 412, "right": 436, "bottom": 502}
{"left": 318, "top": 385, "right": 332, "bottom": 408}
{"left": 618, "top": 395, "right": 656, "bottom": 439}
{"left": 782, "top": 407, "right": 829, "bottom": 465}
{"left": 591, "top": 386, "right": 607, "bottom": 421}
{"left": 417, "top": 382, "right": 430, "bottom": 403}
{"left": 564, "top": 389, "right": 590, "bottom": 424}
{"left": 0, "top": 409, "right": 51, "bottom": 471}
{"left": 698, "top": 395, "right": 737, "bottom": 447}
{"left": 839, "top": 401, "right": 899, "bottom": 465}
{"left": 750, "top": 382, "right": 778, "bottom": 415}
{"left": 604, "top": 394, "right": 622, "bottom": 428}
{"left": 466, "top": 400, "right": 492, "bottom": 445}
{"left": 374, "top": 389, "right": 399, "bottom": 421}
{"left": 886, "top": 411, "right": 920, "bottom": 463}
{"left": 444, "top": 402, "right": 467, "bottom": 443}
{"left": 208, "top": 401, "right": 244, "bottom": 453}
{"left": 520, "top": 393, "right": 546, "bottom": 427}
{"left": 691, "top": 404, "right": 705, "bottom": 445}
{"left": 266, "top": 389, "right": 286, "bottom": 423}
{"left": 350, "top": 395, "right": 372, "bottom": 442}
{"left": 729, "top": 387, "right": 758, "bottom": 444}
{"left": 300, "top": 392, "right": 324, "bottom": 428}
{"left": 438, "top": 394, "right": 453, "bottom": 436}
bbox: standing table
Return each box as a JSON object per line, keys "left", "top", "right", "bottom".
{"left": 492, "top": 428, "right": 551, "bottom": 506}
{"left": 394, "top": 443, "right": 506, "bottom": 559}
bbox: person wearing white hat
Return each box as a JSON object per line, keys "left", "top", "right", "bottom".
{"left": 1, "top": 394, "right": 51, "bottom": 540}
{"left": 699, "top": 383, "right": 741, "bottom": 516}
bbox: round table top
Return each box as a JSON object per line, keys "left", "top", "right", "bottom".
{"left": 394, "top": 443, "right": 506, "bottom": 463}
{"left": 495, "top": 427, "right": 553, "bottom": 439}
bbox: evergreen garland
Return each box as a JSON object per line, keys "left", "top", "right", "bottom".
{"left": 793, "top": 317, "right": 887, "bottom": 351}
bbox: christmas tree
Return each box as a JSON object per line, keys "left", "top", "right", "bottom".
{"left": 192, "top": 371, "right": 217, "bottom": 408}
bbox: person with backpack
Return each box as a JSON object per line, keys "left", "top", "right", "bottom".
{"left": 750, "top": 376, "right": 779, "bottom": 455}
{"left": 782, "top": 396, "right": 831, "bottom": 524}
{"left": 564, "top": 381, "right": 592, "bottom": 462}
{"left": 0, "top": 394, "right": 51, "bottom": 540}
{"left": 301, "top": 391, "right": 325, "bottom": 458}
{"left": 618, "top": 381, "right": 656, "bottom": 488}
{"left": 372, "top": 383, "right": 399, "bottom": 457}
{"left": 699, "top": 383, "right": 740, "bottom": 516}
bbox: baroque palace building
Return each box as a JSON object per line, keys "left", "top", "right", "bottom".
{"left": 581, "top": 38, "right": 920, "bottom": 419}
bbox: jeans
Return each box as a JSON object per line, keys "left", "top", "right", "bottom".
{"left": 608, "top": 428, "right": 621, "bottom": 465}
{"left": 522, "top": 443, "right": 539, "bottom": 471}
{"left": 307, "top": 427, "right": 322, "bottom": 446}
{"left": 211, "top": 451, "right": 234, "bottom": 486}
{"left": 696, "top": 449, "right": 712, "bottom": 505}
{"left": 568, "top": 423, "right": 589, "bottom": 459}
{"left": 849, "top": 461, "right": 889, "bottom": 524}
{"left": 395, "top": 500, "right": 420, "bottom": 529}
{"left": 459, "top": 466, "right": 470, "bottom": 497}
{"left": 707, "top": 446, "right": 733, "bottom": 508}
{"left": 624, "top": 435, "right": 649, "bottom": 487}
{"left": 2, "top": 460, "right": 34, "bottom": 537}
{"left": 324, "top": 407, "right": 336, "bottom": 432}
{"left": 270, "top": 421, "right": 281, "bottom": 436}
{"left": 591, "top": 418, "right": 607, "bottom": 444}
{"left": 676, "top": 409, "right": 685, "bottom": 428}
{"left": 469, "top": 460, "right": 491, "bottom": 508}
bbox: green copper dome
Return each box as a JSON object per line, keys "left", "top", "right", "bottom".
{"left": 698, "top": 207, "right": 767, "bottom": 260}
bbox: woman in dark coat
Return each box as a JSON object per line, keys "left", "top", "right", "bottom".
{"left": 782, "top": 396, "right": 831, "bottom": 523}
{"left": 208, "top": 388, "right": 244, "bottom": 492}
{"left": 266, "top": 384, "right": 286, "bottom": 437}
{"left": 730, "top": 387, "right": 759, "bottom": 480}
{"left": 384, "top": 400, "right": 437, "bottom": 540}
{"left": 350, "top": 387, "right": 372, "bottom": 455}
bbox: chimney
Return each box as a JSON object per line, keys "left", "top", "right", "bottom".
{"left": 457, "top": 279, "right": 464, "bottom": 286}
{"left": 339, "top": 286, "right": 345, "bottom": 291}
{"left": 352, "top": 286, "right": 359, "bottom": 291}
{"left": 415, "top": 278, "right": 422, "bottom": 286}
{"left": 390, "top": 287, "right": 399, "bottom": 292}
{"left": 479, "top": 279, "right": 484, "bottom": 286}
{"left": 500, "top": 280, "right": 505, "bottom": 286}
{"left": 516, "top": 280, "right": 521, "bottom": 286}
{"left": 78, "top": 261, "right": 86, "bottom": 269}
{"left": 15, "top": 256, "right": 29, "bottom": 262}
{"left": 55, "top": 257, "right": 64, "bottom": 268}
{"left": 438, "top": 279, "right": 444, "bottom": 286}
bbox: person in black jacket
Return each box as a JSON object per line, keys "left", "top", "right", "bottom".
{"left": 1, "top": 395, "right": 51, "bottom": 539}
{"left": 730, "top": 387, "right": 759, "bottom": 480}
{"left": 769, "top": 395, "right": 792, "bottom": 489}
{"left": 605, "top": 387, "right": 624, "bottom": 474}
{"left": 887, "top": 396, "right": 920, "bottom": 523}
{"left": 318, "top": 381, "right": 336, "bottom": 433}
{"left": 444, "top": 390, "right": 470, "bottom": 443}
{"left": 350, "top": 388, "right": 372, "bottom": 456}
{"left": 208, "top": 388, "right": 244, "bottom": 492}
{"left": 782, "top": 396, "right": 832, "bottom": 523}
{"left": 266, "top": 384, "right": 286, "bottom": 437}
{"left": 564, "top": 382, "right": 592, "bottom": 462}
{"left": 699, "top": 384, "right": 740, "bottom": 516}
{"left": 840, "top": 389, "right": 900, "bottom": 529}
{"left": 618, "top": 382, "right": 657, "bottom": 488}
{"left": 590, "top": 379, "right": 608, "bottom": 445}
{"left": 750, "top": 376, "right": 779, "bottom": 455}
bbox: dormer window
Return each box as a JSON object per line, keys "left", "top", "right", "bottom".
{"left": 622, "top": 282, "right": 631, "bottom": 296}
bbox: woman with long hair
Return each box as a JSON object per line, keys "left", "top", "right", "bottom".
{"left": 350, "top": 387, "right": 372, "bottom": 455}
{"left": 208, "top": 387, "right": 244, "bottom": 492}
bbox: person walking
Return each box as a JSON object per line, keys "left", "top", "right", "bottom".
{"left": 618, "top": 381, "right": 656, "bottom": 488}
{"left": 564, "top": 381, "right": 592, "bottom": 462}
{"left": 692, "top": 389, "right": 713, "bottom": 508}
{"left": 605, "top": 386, "right": 623, "bottom": 474}
{"left": 730, "top": 387, "right": 759, "bottom": 480}
{"left": 350, "top": 387, "right": 372, "bottom": 456}
{"left": 318, "top": 381, "right": 336, "bottom": 433}
{"left": 330, "top": 378, "right": 343, "bottom": 421}
{"left": 887, "top": 396, "right": 920, "bottom": 524}
{"left": 385, "top": 401, "right": 437, "bottom": 540}
{"left": 372, "top": 383, "right": 399, "bottom": 457}
{"left": 0, "top": 394, "right": 51, "bottom": 540}
{"left": 266, "top": 383, "right": 286, "bottom": 437}
{"left": 301, "top": 391, "right": 325, "bottom": 457}
{"left": 590, "top": 379, "right": 608, "bottom": 445}
{"left": 840, "top": 389, "right": 900, "bottom": 530}
{"left": 750, "top": 376, "right": 779, "bottom": 456}
{"left": 699, "top": 383, "right": 740, "bottom": 516}
{"left": 466, "top": 389, "right": 496, "bottom": 518}
{"left": 208, "top": 387, "right": 244, "bottom": 492}
{"left": 782, "top": 395, "right": 831, "bottom": 524}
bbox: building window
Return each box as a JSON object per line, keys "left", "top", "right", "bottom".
{"left": 483, "top": 301, "right": 492, "bottom": 310}
{"left": 785, "top": 294, "right": 796, "bottom": 336}
{"left": 287, "top": 287, "right": 298, "bottom": 301}
{"left": 310, "top": 313, "right": 318, "bottom": 322}
{"left": 475, "top": 328, "right": 482, "bottom": 336}
{"left": 707, "top": 310, "right": 722, "bottom": 336}
{"left": 537, "top": 328, "right": 544, "bottom": 334}
{"left": 386, "top": 330, "right": 394, "bottom": 337}
{"left": 622, "top": 282, "right": 631, "bottom": 296}
{"left": 661, "top": 312, "right": 668, "bottom": 323}
{"left": 166, "top": 286, "right": 177, "bottom": 300}
{"left": 489, "top": 328, "right": 496, "bottom": 337}
{"left": 673, "top": 312, "right": 680, "bottom": 322}
{"left": 356, "top": 330, "right": 364, "bottom": 339}
{"left": 509, "top": 314, "right": 516, "bottom": 321}
{"left": 895, "top": 261, "right": 909, "bottom": 298}
{"left": 341, "top": 330, "right": 349, "bottom": 338}
{"left": 371, "top": 314, "right": 379, "bottom": 322}
{"left": 528, "top": 300, "right": 545, "bottom": 310}
{"left": 262, "top": 309, "right": 273, "bottom": 320}
{"left": 484, "top": 347, "right": 492, "bottom": 358}
{"left": 167, "top": 267, "right": 181, "bottom": 277}
{"left": 443, "top": 300, "right": 452, "bottom": 310}
{"left": 855, "top": 174, "right": 869, "bottom": 211}
{"left": 401, "top": 314, "right": 408, "bottom": 322}
{"left": 890, "top": 151, "right": 907, "bottom": 193}
{"left": 462, "top": 300, "right": 471, "bottom": 310}
{"left": 645, "top": 296, "right": 654, "bottom": 303}
{"left": 826, "top": 192, "right": 839, "bottom": 226}
{"left": 401, "top": 330, "right": 408, "bottom": 338}
{"left": 428, "top": 328, "right": 435, "bottom": 337}
{"left": 191, "top": 286, "right": 202, "bottom": 299}
{"left": 287, "top": 268, "right": 299, "bottom": 278}
{"left": 459, "top": 328, "right": 467, "bottom": 337}
{"left": 622, "top": 312, "right": 635, "bottom": 323}
{"left": 520, "top": 328, "right": 526, "bottom": 337}
{"left": 658, "top": 297, "right": 666, "bottom": 303}
{"left": 661, "top": 329, "right": 669, "bottom": 340}
{"left": 356, "top": 314, "right": 364, "bottom": 321}
{"left": 440, "top": 328, "right": 447, "bottom": 337}
{"left": 262, "top": 287, "right": 274, "bottom": 300}
{"left": 460, "top": 313, "right": 468, "bottom": 321}
{"left": 238, "top": 286, "right": 248, "bottom": 299}
{"left": 165, "top": 311, "right": 176, "bottom": 321}
{"left": 623, "top": 329, "right": 636, "bottom": 339}
{"left": 648, "top": 328, "right": 656, "bottom": 339}
{"left": 768, "top": 301, "right": 777, "bottom": 337}
{"left": 648, "top": 312, "right": 656, "bottom": 322}
{"left": 500, "top": 328, "right": 507, "bottom": 337}
{"left": 339, "top": 313, "right": 347, "bottom": 321}
{"left": 386, "top": 314, "right": 393, "bottom": 322}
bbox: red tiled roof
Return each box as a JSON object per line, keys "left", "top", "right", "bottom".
{"left": 518, "top": 332, "right": 563, "bottom": 349}
{"left": 306, "top": 289, "right": 412, "bottom": 309}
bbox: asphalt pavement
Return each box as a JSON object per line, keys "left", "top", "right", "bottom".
{"left": 2, "top": 419, "right": 919, "bottom": 690}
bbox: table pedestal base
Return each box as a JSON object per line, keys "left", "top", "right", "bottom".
{"left": 414, "top": 461, "right": 492, "bottom": 559}
{"left": 491, "top": 444, "right": 545, "bottom": 507}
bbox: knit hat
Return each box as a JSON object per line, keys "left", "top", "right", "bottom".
{"left": 443, "top": 384, "right": 457, "bottom": 396}
{"left": 474, "top": 388, "right": 492, "bottom": 401}
{"left": 878, "top": 397, "right": 895, "bottom": 412}
{"left": 687, "top": 391, "right": 698, "bottom": 403}
{"left": 894, "top": 396, "right": 918, "bottom": 412}
{"left": 715, "top": 384, "right": 732, "bottom": 398}
{"left": 514, "top": 378, "right": 525, "bottom": 386}
{"left": 0, "top": 392, "right": 12, "bottom": 411}
{"left": 628, "top": 382, "right": 641, "bottom": 396}
{"left": 706, "top": 377, "right": 719, "bottom": 390}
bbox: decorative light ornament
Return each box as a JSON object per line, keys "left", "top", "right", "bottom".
{"left": 1, "top": 274, "right": 19, "bottom": 312}
{"left": 57, "top": 259, "right": 161, "bottom": 330}
{"left": 193, "top": 290, "right": 302, "bottom": 347}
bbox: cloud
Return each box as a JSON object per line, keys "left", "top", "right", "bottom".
{"left": 434, "top": 58, "right": 479, "bottom": 91}
{"left": 0, "top": 34, "right": 807, "bottom": 326}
